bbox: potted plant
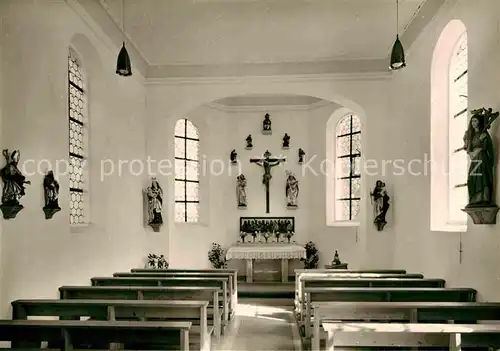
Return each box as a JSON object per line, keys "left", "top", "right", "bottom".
{"left": 208, "top": 242, "right": 227, "bottom": 269}
{"left": 301, "top": 241, "right": 319, "bottom": 269}
{"left": 146, "top": 253, "right": 169, "bottom": 269}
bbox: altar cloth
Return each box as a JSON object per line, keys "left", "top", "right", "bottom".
{"left": 226, "top": 243, "right": 306, "bottom": 260}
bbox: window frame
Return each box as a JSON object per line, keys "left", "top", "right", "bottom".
{"left": 335, "top": 113, "right": 361, "bottom": 222}
{"left": 174, "top": 119, "right": 200, "bottom": 223}
{"left": 68, "top": 48, "right": 90, "bottom": 227}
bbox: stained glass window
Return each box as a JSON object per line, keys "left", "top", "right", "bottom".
{"left": 448, "top": 32, "right": 468, "bottom": 223}
{"left": 335, "top": 114, "right": 361, "bottom": 221}
{"left": 174, "top": 119, "right": 200, "bottom": 223}
{"left": 68, "top": 50, "right": 86, "bottom": 225}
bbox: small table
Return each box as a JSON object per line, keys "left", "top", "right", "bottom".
{"left": 226, "top": 243, "right": 306, "bottom": 283}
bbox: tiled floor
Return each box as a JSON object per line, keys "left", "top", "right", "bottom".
{"left": 217, "top": 300, "right": 300, "bottom": 351}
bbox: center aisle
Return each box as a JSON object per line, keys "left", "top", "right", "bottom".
{"left": 218, "top": 300, "right": 301, "bottom": 351}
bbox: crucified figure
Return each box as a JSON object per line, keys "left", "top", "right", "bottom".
{"left": 250, "top": 150, "right": 286, "bottom": 213}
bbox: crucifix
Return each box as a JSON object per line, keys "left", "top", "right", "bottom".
{"left": 250, "top": 150, "right": 286, "bottom": 213}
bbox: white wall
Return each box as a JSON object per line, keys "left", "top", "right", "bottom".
{"left": 389, "top": 0, "right": 500, "bottom": 301}
{"left": 0, "top": 0, "right": 154, "bottom": 316}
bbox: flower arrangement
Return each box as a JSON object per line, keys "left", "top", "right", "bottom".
{"left": 147, "top": 253, "right": 169, "bottom": 269}
{"left": 208, "top": 242, "right": 227, "bottom": 269}
{"left": 300, "top": 241, "right": 319, "bottom": 269}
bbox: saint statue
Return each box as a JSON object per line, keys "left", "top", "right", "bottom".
{"left": 298, "top": 148, "right": 305, "bottom": 164}
{"left": 245, "top": 135, "right": 253, "bottom": 149}
{"left": 146, "top": 178, "right": 163, "bottom": 226}
{"left": 286, "top": 170, "right": 299, "bottom": 207}
{"left": 370, "top": 180, "right": 389, "bottom": 231}
{"left": 230, "top": 149, "right": 237, "bottom": 164}
{"left": 282, "top": 133, "right": 290, "bottom": 148}
{"left": 263, "top": 113, "right": 272, "bottom": 134}
{"left": 236, "top": 174, "right": 247, "bottom": 208}
{"left": 1, "top": 149, "right": 30, "bottom": 206}
{"left": 463, "top": 108, "right": 498, "bottom": 207}
{"left": 332, "top": 250, "right": 341, "bottom": 265}
{"left": 43, "top": 170, "right": 61, "bottom": 219}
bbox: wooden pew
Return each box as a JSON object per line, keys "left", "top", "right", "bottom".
{"left": 311, "top": 301, "right": 500, "bottom": 350}
{"left": 0, "top": 319, "right": 192, "bottom": 350}
{"left": 322, "top": 322, "right": 500, "bottom": 351}
{"left": 59, "top": 285, "right": 223, "bottom": 338}
{"left": 295, "top": 273, "right": 426, "bottom": 316}
{"left": 302, "top": 287, "right": 477, "bottom": 338}
{"left": 12, "top": 299, "right": 213, "bottom": 351}
{"left": 116, "top": 271, "right": 237, "bottom": 318}
{"left": 90, "top": 276, "right": 230, "bottom": 324}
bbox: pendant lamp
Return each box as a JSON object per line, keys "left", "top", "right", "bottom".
{"left": 390, "top": 0, "right": 406, "bottom": 70}
{"left": 116, "top": 0, "right": 132, "bottom": 76}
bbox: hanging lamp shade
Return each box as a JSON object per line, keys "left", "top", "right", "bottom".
{"left": 116, "top": 42, "right": 132, "bottom": 76}
{"left": 390, "top": 35, "right": 406, "bottom": 70}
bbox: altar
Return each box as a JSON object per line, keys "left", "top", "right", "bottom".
{"left": 226, "top": 243, "right": 306, "bottom": 283}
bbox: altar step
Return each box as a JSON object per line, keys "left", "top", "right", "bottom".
{"left": 238, "top": 282, "right": 295, "bottom": 300}
{"left": 238, "top": 275, "right": 296, "bottom": 282}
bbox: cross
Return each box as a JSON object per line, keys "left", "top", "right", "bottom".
{"left": 250, "top": 150, "right": 286, "bottom": 213}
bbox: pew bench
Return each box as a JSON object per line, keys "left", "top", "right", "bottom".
{"left": 310, "top": 301, "right": 500, "bottom": 350}
{"left": 294, "top": 272, "right": 422, "bottom": 304}
{"left": 0, "top": 319, "right": 192, "bottom": 350}
{"left": 302, "top": 287, "right": 477, "bottom": 337}
{"left": 90, "top": 276, "right": 230, "bottom": 325}
{"left": 59, "top": 286, "right": 223, "bottom": 337}
{"left": 296, "top": 277, "right": 443, "bottom": 317}
{"left": 115, "top": 271, "right": 237, "bottom": 318}
{"left": 322, "top": 322, "right": 500, "bottom": 351}
{"left": 12, "top": 299, "right": 214, "bottom": 350}
{"left": 129, "top": 268, "right": 237, "bottom": 312}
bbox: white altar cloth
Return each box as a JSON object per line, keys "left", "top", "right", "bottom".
{"left": 226, "top": 243, "right": 306, "bottom": 260}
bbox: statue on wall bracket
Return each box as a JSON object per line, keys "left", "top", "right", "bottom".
{"left": 236, "top": 174, "right": 247, "bottom": 209}
{"left": 370, "top": 180, "right": 389, "bottom": 231}
{"left": 462, "top": 107, "right": 499, "bottom": 224}
{"left": 43, "top": 170, "right": 61, "bottom": 219}
{"left": 0, "top": 149, "right": 30, "bottom": 219}
{"left": 245, "top": 135, "right": 253, "bottom": 150}
{"left": 286, "top": 170, "right": 299, "bottom": 209}
{"left": 262, "top": 113, "right": 272, "bottom": 134}
{"left": 145, "top": 177, "right": 163, "bottom": 232}
{"left": 230, "top": 149, "right": 238, "bottom": 164}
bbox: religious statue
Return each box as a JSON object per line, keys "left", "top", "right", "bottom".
{"left": 282, "top": 133, "right": 290, "bottom": 149}
{"left": 230, "top": 149, "right": 237, "bottom": 164}
{"left": 43, "top": 170, "right": 61, "bottom": 219}
{"left": 298, "top": 148, "right": 305, "bottom": 164}
{"left": 250, "top": 150, "right": 286, "bottom": 213}
{"left": 236, "top": 174, "right": 247, "bottom": 208}
{"left": 245, "top": 135, "right": 253, "bottom": 149}
{"left": 146, "top": 178, "right": 163, "bottom": 231}
{"left": 286, "top": 171, "right": 299, "bottom": 208}
{"left": 332, "top": 250, "right": 341, "bottom": 265}
{"left": 463, "top": 108, "right": 498, "bottom": 207}
{"left": 262, "top": 113, "right": 272, "bottom": 134}
{"left": 370, "top": 180, "right": 390, "bottom": 231}
{"left": 0, "top": 149, "right": 30, "bottom": 219}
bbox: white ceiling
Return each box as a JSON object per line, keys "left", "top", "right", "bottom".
{"left": 100, "top": 0, "right": 429, "bottom": 66}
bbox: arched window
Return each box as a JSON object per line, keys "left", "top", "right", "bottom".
{"left": 68, "top": 49, "right": 87, "bottom": 225}
{"left": 430, "top": 20, "right": 467, "bottom": 231}
{"left": 174, "top": 119, "right": 200, "bottom": 223}
{"left": 448, "top": 33, "right": 468, "bottom": 223}
{"left": 335, "top": 114, "right": 361, "bottom": 221}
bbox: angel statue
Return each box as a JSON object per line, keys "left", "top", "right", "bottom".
{"left": 370, "top": 180, "right": 390, "bottom": 231}
{"left": 0, "top": 149, "right": 30, "bottom": 216}
{"left": 286, "top": 171, "right": 299, "bottom": 208}
{"left": 236, "top": 174, "right": 247, "bottom": 208}
{"left": 463, "top": 107, "right": 499, "bottom": 207}
{"left": 146, "top": 178, "right": 163, "bottom": 229}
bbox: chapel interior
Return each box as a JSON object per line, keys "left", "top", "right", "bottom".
{"left": 0, "top": 0, "right": 500, "bottom": 350}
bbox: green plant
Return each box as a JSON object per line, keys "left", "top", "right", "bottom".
{"left": 301, "top": 241, "right": 319, "bottom": 269}
{"left": 147, "top": 253, "right": 169, "bottom": 269}
{"left": 208, "top": 242, "right": 227, "bottom": 269}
